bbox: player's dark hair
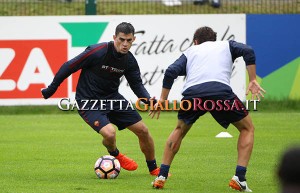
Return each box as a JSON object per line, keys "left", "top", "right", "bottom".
{"left": 278, "top": 146, "right": 300, "bottom": 186}
{"left": 115, "top": 22, "right": 135, "bottom": 36}
{"left": 193, "top": 26, "right": 217, "bottom": 44}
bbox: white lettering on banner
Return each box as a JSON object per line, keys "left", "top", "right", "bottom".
{"left": 131, "top": 26, "right": 235, "bottom": 56}
{"left": 17, "top": 48, "right": 54, "bottom": 91}
{"left": 0, "top": 48, "right": 16, "bottom": 91}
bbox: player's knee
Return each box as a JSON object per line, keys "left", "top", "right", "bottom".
{"left": 244, "top": 121, "right": 255, "bottom": 133}
{"left": 137, "top": 125, "right": 150, "bottom": 137}
{"left": 174, "top": 126, "right": 181, "bottom": 133}
{"left": 249, "top": 124, "right": 255, "bottom": 133}
{"left": 129, "top": 121, "right": 151, "bottom": 137}
{"left": 234, "top": 116, "right": 255, "bottom": 133}
{"left": 174, "top": 125, "right": 188, "bottom": 136}
{"left": 103, "top": 130, "right": 116, "bottom": 142}
{"left": 239, "top": 125, "right": 254, "bottom": 135}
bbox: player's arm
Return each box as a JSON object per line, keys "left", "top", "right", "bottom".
{"left": 246, "top": 64, "right": 266, "bottom": 101}
{"left": 149, "top": 54, "right": 187, "bottom": 119}
{"left": 229, "top": 40, "right": 255, "bottom": 65}
{"left": 124, "top": 56, "right": 152, "bottom": 104}
{"left": 162, "top": 54, "right": 187, "bottom": 93}
{"left": 160, "top": 54, "right": 187, "bottom": 101}
{"left": 229, "top": 40, "right": 266, "bottom": 100}
{"left": 41, "top": 43, "right": 107, "bottom": 99}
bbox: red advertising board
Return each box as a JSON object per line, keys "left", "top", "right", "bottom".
{"left": 0, "top": 40, "right": 68, "bottom": 99}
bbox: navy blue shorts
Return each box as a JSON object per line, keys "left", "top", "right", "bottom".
{"left": 178, "top": 94, "right": 248, "bottom": 128}
{"left": 77, "top": 94, "right": 142, "bottom": 133}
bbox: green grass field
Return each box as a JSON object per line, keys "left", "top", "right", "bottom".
{"left": 0, "top": 110, "right": 299, "bottom": 193}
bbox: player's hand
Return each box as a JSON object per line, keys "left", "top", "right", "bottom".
{"left": 41, "top": 86, "right": 57, "bottom": 99}
{"left": 149, "top": 96, "right": 157, "bottom": 107}
{"left": 246, "top": 80, "right": 266, "bottom": 101}
{"left": 148, "top": 99, "right": 163, "bottom": 119}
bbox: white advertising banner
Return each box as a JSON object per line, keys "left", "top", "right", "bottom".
{"left": 0, "top": 15, "right": 246, "bottom": 105}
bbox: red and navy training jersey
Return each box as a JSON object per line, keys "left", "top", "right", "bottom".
{"left": 50, "top": 41, "right": 150, "bottom": 100}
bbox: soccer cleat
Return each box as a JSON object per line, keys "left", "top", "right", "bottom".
{"left": 229, "top": 175, "right": 252, "bottom": 192}
{"left": 150, "top": 168, "right": 160, "bottom": 176}
{"left": 150, "top": 168, "right": 171, "bottom": 177}
{"left": 115, "top": 153, "right": 138, "bottom": 171}
{"left": 152, "top": 175, "right": 166, "bottom": 189}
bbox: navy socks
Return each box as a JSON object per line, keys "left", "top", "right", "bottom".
{"left": 235, "top": 165, "right": 247, "bottom": 181}
{"left": 146, "top": 159, "right": 157, "bottom": 172}
{"left": 159, "top": 164, "right": 170, "bottom": 179}
{"left": 108, "top": 148, "right": 119, "bottom": 157}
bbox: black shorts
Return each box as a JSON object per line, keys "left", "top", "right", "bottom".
{"left": 77, "top": 94, "right": 142, "bottom": 133}
{"left": 178, "top": 94, "right": 248, "bottom": 128}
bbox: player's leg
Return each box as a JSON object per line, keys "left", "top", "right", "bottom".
{"left": 210, "top": 94, "right": 253, "bottom": 192}
{"left": 229, "top": 115, "right": 254, "bottom": 192}
{"left": 78, "top": 108, "right": 117, "bottom": 152}
{"left": 99, "top": 124, "right": 139, "bottom": 171}
{"left": 78, "top": 109, "right": 114, "bottom": 148}
{"left": 96, "top": 123, "right": 139, "bottom": 171}
{"left": 78, "top": 108, "right": 138, "bottom": 171}
{"left": 159, "top": 98, "right": 202, "bottom": 167}
{"left": 208, "top": 94, "right": 253, "bottom": 192}
{"left": 127, "top": 121, "right": 159, "bottom": 174}
{"left": 161, "top": 119, "right": 192, "bottom": 165}
{"left": 128, "top": 121, "right": 155, "bottom": 161}
{"left": 152, "top": 119, "right": 193, "bottom": 189}
{"left": 153, "top": 98, "right": 204, "bottom": 189}
{"left": 108, "top": 96, "right": 155, "bottom": 172}
{"left": 232, "top": 115, "right": 254, "bottom": 170}
{"left": 98, "top": 123, "right": 117, "bottom": 152}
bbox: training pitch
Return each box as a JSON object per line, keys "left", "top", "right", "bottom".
{"left": 0, "top": 110, "right": 299, "bottom": 193}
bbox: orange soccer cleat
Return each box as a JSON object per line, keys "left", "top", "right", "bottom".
{"left": 152, "top": 175, "right": 166, "bottom": 189}
{"left": 229, "top": 175, "right": 252, "bottom": 192}
{"left": 150, "top": 167, "right": 171, "bottom": 177}
{"left": 115, "top": 153, "right": 138, "bottom": 171}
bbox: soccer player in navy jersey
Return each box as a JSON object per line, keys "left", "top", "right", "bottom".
{"left": 41, "top": 22, "right": 161, "bottom": 176}
{"left": 150, "top": 26, "right": 266, "bottom": 191}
